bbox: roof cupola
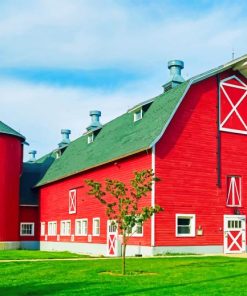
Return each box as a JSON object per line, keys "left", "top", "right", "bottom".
{"left": 28, "top": 150, "right": 37, "bottom": 162}
{"left": 163, "top": 60, "right": 185, "bottom": 92}
{"left": 87, "top": 110, "right": 102, "bottom": 131}
{"left": 58, "top": 129, "right": 71, "bottom": 148}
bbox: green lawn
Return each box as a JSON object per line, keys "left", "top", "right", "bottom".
{"left": 0, "top": 250, "right": 89, "bottom": 260}
{"left": 0, "top": 252, "right": 247, "bottom": 295}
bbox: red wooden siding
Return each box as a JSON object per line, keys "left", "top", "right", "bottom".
{"left": 0, "top": 134, "right": 22, "bottom": 242}
{"left": 155, "top": 70, "right": 247, "bottom": 247}
{"left": 19, "top": 206, "right": 40, "bottom": 241}
{"left": 40, "top": 151, "right": 152, "bottom": 246}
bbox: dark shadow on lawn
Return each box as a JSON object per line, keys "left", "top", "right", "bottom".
{"left": 110, "top": 272, "right": 247, "bottom": 296}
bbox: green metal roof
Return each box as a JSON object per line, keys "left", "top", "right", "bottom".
{"left": 0, "top": 121, "right": 25, "bottom": 141}
{"left": 36, "top": 81, "right": 190, "bottom": 187}
{"left": 21, "top": 151, "right": 56, "bottom": 203}
{"left": 31, "top": 54, "right": 247, "bottom": 187}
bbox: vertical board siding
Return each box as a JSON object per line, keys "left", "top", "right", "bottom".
{"left": 155, "top": 70, "right": 247, "bottom": 247}
{"left": 19, "top": 206, "right": 40, "bottom": 240}
{"left": 0, "top": 135, "right": 22, "bottom": 242}
{"left": 40, "top": 151, "right": 152, "bottom": 246}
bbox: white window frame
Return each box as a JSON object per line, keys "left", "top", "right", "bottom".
{"left": 69, "top": 189, "right": 77, "bottom": 214}
{"left": 60, "top": 220, "right": 71, "bottom": 236}
{"left": 88, "top": 132, "right": 94, "bottom": 144}
{"left": 40, "top": 222, "right": 45, "bottom": 236}
{"left": 20, "top": 222, "right": 35, "bottom": 236}
{"left": 131, "top": 222, "right": 144, "bottom": 237}
{"left": 134, "top": 108, "right": 143, "bottom": 122}
{"left": 226, "top": 176, "right": 242, "bottom": 207}
{"left": 176, "top": 214, "right": 196, "bottom": 237}
{"left": 75, "top": 219, "right": 88, "bottom": 236}
{"left": 93, "top": 218, "right": 100, "bottom": 236}
{"left": 48, "top": 221, "right": 57, "bottom": 236}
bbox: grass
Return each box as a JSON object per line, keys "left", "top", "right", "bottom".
{"left": 0, "top": 251, "right": 247, "bottom": 295}
{"left": 0, "top": 250, "right": 90, "bottom": 260}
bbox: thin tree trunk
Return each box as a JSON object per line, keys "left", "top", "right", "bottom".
{"left": 122, "top": 243, "right": 126, "bottom": 275}
{"left": 122, "top": 233, "right": 127, "bottom": 275}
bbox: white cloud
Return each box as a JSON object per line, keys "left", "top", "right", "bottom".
{"left": 0, "top": 0, "right": 246, "bottom": 71}
{"left": 0, "top": 0, "right": 247, "bottom": 160}
{"left": 0, "top": 75, "right": 161, "bottom": 160}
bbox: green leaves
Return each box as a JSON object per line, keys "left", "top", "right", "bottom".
{"left": 85, "top": 169, "right": 163, "bottom": 238}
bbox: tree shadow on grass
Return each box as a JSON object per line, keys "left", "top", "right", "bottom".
{"left": 111, "top": 272, "right": 247, "bottom": 296}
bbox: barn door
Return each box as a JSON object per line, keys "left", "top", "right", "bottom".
{"left": 107, "top": 220, "right": 118, "bottom": 256}
{"left": 224, "top": 215, "right": 246, "bottom": 253}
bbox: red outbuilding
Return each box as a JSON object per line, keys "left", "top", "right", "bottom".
{"left": 1, "top": 54, "right": 247, "bottom": 256}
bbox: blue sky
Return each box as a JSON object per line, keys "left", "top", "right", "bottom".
{"left": 0, "top": 0, "right": 246, "bottom": 159}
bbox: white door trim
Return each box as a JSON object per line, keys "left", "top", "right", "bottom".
{"left": 224, "top": 215, "right": 246, "bottom": 254}
{"left": 107, "top": 220, "right": 118, "bottom": 256}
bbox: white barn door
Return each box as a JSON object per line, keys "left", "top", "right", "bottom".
{"left": 107, "top": 220, "right": 118, "bottom": 256}
{"left": 224, "top": 215, "right": 246, "bottom": 253}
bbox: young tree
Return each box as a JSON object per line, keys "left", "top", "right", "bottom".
{"left": 85, "top": 169, "right": 163, "bottom": 275}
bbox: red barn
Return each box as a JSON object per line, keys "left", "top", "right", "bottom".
{"left": 1, "top": 54, "right": 247, "bottom": 256}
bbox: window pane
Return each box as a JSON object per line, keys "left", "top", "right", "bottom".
{"left": 178, "top": 226, "right": 190, "bottom": 234}
{"left": 178, "top": 218, "right": 190, "bottom": 226}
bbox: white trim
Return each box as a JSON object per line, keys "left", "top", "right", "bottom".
{"left": 220, "top": 75, "right": 247, "bottom": 134}
{"left": 107, "top": 220, "right": 119, "bottom": 256}
{"left": 69, "top": 189, "right": 77, "bottom": 214}
{"left": 75, "top": 218, "right": 88, "bottom": 236}
{"left": 175, "top": 214, "right": 196, "bottom": 237}
{"left": 226, "top": 176, "right": 242, "bottom": 207}
{"left": 150, "top": 55, "right": 247, "bottom": 149}
{"left": 220, "top": 74, "right": 247, "bottom": 86}
{"left": 133, "top": 108, "right": 143, "bottom": 122}
{"left": 149, "top": 81, "right": 192, "bottom": 147}
{"left": 40, "top": 222, "right": 45, "bottom": 236}
{"left": 224, "top": 215, "right": 246, "bottom": 254}
{"left": 92, "top": 218, "right": 100, "bottom": 236}
{"left": 20, "top": 222, "right": 35, "bottom": 236}
{"left": 60, "top": 220, "right": 71, "bottom": 236}
{"left": 87, "top": 132, "right": 94, "bottom": 144}
{"left": 151, "top": 144, "right": 155, "bottom": 246}
{"left": 48, "top": 221, "right": 57, "bottom": 236}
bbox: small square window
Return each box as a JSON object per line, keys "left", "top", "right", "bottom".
{"left": 88, "top": 133, "right": 94, "bottom": 144}
{"left": 176, "top": 214, "right": 195, "bottom": 237}
{"left": 20, "top": 223, "right": 35, "bottom": 236}
{"left": 134, "top": 109, "right": 143, "bottom": 122}
{"left": 93, "top": 218, "right": 100, "bottom": 236}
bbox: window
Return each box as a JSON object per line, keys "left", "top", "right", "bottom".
{"left": 227, "top": 176, "right": 241, "bottom": 207}
{"left": 69, "top": 189, "right": 77, "bottom": 214}
{"left": 75, "top": 219, "right": 88, "bottom": 236}
{"left": 60, "top": 220, "right": 71, "bottom": 236}
{"left": 134, "top": 109, "right": 143, "bottom": 122}
{"left": 131, "top": 222, "right": 143, "bottom": 237}
{"left": 176, "top": 214, "right": 195, "bottom": 237}
{"left": 93, "top": 218, "right": 100, "bottom": 236}
{"left": 88, "top": 133, "right": 94, "bottom": 144}
{"left": 48, "top": 222, "right": 57, "bottom": 236}
{"left": 20, "top": 223, "right": 34, "bottom": 236}
{"left": 40, "top": 222, "right": 45, "bottom": 236}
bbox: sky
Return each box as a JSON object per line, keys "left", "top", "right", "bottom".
{"left": 0, "top": 0, "right": 247, "bottom": 160}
